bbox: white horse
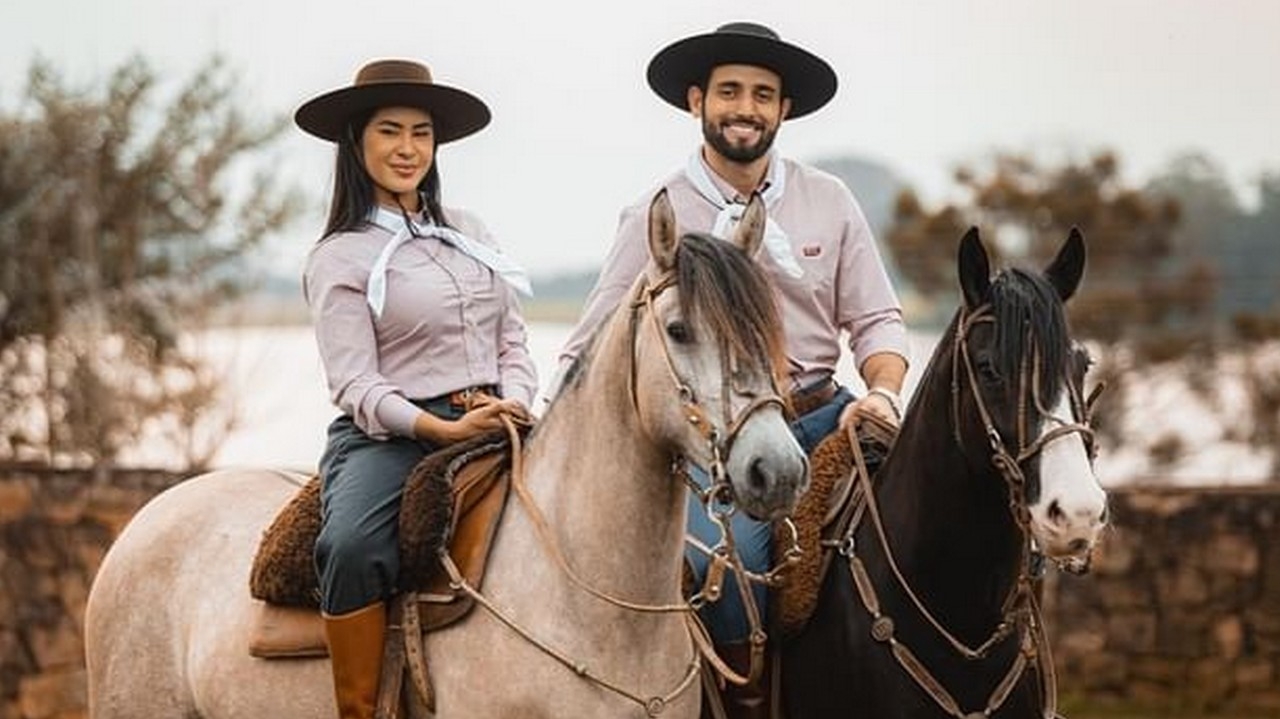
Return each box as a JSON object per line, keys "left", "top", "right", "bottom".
{"left": 85, "top": 190, "right": 809, "bottom": 718}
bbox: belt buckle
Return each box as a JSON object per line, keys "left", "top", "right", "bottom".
{"left": 450, "top": 387, "right": 476, "bottom": 409}
{"left": 451, "top": 385, "right": 495, "bottom": 411}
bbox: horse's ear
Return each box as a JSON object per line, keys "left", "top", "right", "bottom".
{"left": 648, "top": 188, "right": 680, "bottom": 272}
{"left": 1045, "top": 227, "right": 1086, "bottom": 301}
{"left": 731, "top": 193, "right": 767, "bottom": 257}
{"left": 958, "top": 226, "right": 991, "bottom": 309}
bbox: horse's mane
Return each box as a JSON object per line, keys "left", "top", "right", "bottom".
{"left": 552, "top": 233, "right": 786, "bottom": 412}
{"left": 988, "top": 267, "right": 1070, "bottom": 405}
{"left": 674, "top": 233, "right": 786, "bottom": 384}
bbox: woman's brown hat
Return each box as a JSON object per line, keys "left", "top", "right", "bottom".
{"left": 295, "top": 59, "right": 491, "bottom": 144}
{"left": 647, "top": 22, "right": 837, "bottom": 120}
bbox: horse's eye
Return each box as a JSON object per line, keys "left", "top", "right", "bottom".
{"left": 1071, "top": 344, "right": 1094, "bottom": 369}
{"left": 666, "top": 321, "right": 691, "bottom": 344}
{"left": 975, "top": 356, "right": 1002, "bottom": 383}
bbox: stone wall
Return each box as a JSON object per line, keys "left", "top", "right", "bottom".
{"left": 2, "top": 467, "right": 1278, "bottom": 717}
{"left": 0, "top": 465, "right": 182, "bottom": 719}
{"left": 1043, "top": 485, "right": 1280, "bottom": 715}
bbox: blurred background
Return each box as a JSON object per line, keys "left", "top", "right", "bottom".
{"left": 2, "top": 4, "right": 1280, "bottom": 716}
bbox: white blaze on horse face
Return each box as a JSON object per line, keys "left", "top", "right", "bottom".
{"left": 1029, "top": 390, "right": 1108, "bottom": 560}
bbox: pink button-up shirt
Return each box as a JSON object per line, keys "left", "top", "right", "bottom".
{"left": 559, "top": 153, "right": 908, "bottom": 393}
{"left": 304, "top": 207, "right": 537, "bottom": 439}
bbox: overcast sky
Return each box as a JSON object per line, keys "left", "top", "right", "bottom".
{"left": 3, "top": 0, "right": 1278, "bottom": 277}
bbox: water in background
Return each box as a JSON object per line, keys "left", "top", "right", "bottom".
{"left": 160, "top": 322, "right": 932, "bottom": 472}
{"left": 148, "top": 323, "right": 1271, "bottom": 485}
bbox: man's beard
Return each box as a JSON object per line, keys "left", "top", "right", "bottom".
{"left": 702, "top": 115, "right": 778, "bottom": 163}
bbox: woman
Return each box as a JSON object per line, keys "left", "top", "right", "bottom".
{"left": 295, "top": 58, "right": 536, "bottom": 719}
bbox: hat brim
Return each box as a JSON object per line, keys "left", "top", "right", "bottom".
{"left": 647, "top": 32, "right": 837, "bottom": 119}
{"left": 295, "top": 83, "right": 491, "bottom": 144}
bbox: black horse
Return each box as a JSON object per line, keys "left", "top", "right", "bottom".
{"left": 782, "top": 228, "right": 1108, "bottom": 718}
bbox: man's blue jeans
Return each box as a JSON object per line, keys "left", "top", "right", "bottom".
{"left": 684, "top": 386, "right": 854, "bottom": 643}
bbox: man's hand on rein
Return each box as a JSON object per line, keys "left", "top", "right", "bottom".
{"left": 838, "top": 388, "right": 901, "bottom": 432}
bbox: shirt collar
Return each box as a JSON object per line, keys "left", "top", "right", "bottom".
{"left": 368, "top": 205, "right": 430, "bottom": 234}
{"left": 697, "top": 150, "right": 776, "bottom": 203}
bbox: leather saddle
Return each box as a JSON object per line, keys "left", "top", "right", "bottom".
{"left": 247, "top": 430, "right": 518, "bottom": 659}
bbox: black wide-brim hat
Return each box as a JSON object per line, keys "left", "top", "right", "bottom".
{"left": 647, "top": 22, "right": 837, "bottom": 120}
{"left": 295, "top": 59, "right": 490, "bottom": 144}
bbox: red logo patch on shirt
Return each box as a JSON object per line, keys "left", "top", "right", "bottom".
{"left": 802, "top": 245, "right": 822, "bottom": 258}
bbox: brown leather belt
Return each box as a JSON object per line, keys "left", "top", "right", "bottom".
{"left": 788, "top": 378, "right": 837, "bottom": 418}
{"left": 442, "top": 385, "right": 499, "bottom": 410}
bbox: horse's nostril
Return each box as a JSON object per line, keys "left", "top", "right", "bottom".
{"left": 1068, "top": 538, "right": 1089, "bottom": 554}
{"left": 1047, "top": 500, "right": 1065, "bottom": 523}
{"left": 748, "top": 457, "right": 768, "bottom": 493}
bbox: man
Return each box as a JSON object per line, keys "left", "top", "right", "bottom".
{"left": 552, "top": 21, "right": 910, "bottom": 717}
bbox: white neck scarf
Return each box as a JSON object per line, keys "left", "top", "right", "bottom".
{"left": 365, "top": 207, "right": 533, "bottom": 318}
{"left": 683, "top": 150, "right": 804, "bottom": 278}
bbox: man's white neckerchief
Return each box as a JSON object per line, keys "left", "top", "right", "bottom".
{"left": 683, "top": 150, "right": 804, "bottom": 278}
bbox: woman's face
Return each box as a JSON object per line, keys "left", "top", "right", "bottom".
{"left": 361, "top": 106, "right": 435, "bottom": 210}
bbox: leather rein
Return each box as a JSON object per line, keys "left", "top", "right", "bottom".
{"left": 439, "top": 272, "right": 791, "bottom": 716}
{"left": 831, "top": 303, "right": 1098, "bottom": 719}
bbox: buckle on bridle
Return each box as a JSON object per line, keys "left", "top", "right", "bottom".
{"left": 838, "top": 532, "right": 857, "bottom": 558}
{"left": 1028, "top": 549, "right": 1046, "bottom": 579}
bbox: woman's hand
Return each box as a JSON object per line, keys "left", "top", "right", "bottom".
{"left": 452, "top": 398, "right": 530, "bottom": 438}
{"left": 444, "top": 403, "right": 505, "bottom": 442}
{"left": 467, "top": 393, "right": 532, "bottom": 424}
{"left": 415, "top": 397, "right": 530, "bottom": 444}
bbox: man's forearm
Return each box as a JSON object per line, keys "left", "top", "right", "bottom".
{"left": 860, "top": 351, "right": 907, "bottom": 394}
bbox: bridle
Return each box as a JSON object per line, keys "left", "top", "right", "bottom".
{"left": 437, "top": 269, "right": 797, "bottom": 716}
{"left": 627, "top": 271, "right": 789, "bottom": 476}
{"left": 953, "top": 303, "right": 1098, "bottom": 571}
{"left": 833, "top": 302, "right": 1100, "bottom": 719}
{"left": 628, "top": 270, "right": 802, "bottom": 690}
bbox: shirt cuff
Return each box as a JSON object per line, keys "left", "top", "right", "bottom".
{"left": 372, "top": 393, "right": 422, "bottom": 439}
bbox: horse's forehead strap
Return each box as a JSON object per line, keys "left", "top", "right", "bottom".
{"left": 959, "top": 304, "right": 995, "bottom": 334}
{"left": 642, "top": 272, "right": 678, "bottom": 302}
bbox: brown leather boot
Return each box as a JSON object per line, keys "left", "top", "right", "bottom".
{"left": 716, "top": 642, "right": 771, "bottom": 719}
{"left": 323, "top": 602, "right": 386, "bottom": 719}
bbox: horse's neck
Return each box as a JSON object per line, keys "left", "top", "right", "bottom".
{"left": 869, "top": 375, "right": 1024, "bottom": 638}
{"left": 522, "top": 332, "right": 688, "bottom": 604}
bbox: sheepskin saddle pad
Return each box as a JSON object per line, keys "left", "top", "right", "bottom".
{"left": 248, "top": 428, "right": 521, "bottom": 609}
{"left": 771, "top": 417, "right": 897, "bottom": 637}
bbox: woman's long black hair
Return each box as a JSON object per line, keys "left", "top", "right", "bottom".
{"left": 321, "top": 108, "right": 451, "bottom": 238}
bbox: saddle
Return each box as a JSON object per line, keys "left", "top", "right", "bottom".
{"left": 770, "top": 415, "right": 896, "bottom": 637}
{"left": 246, "top": 427, "right": 524, "bottom": 659}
